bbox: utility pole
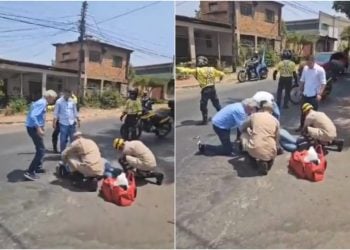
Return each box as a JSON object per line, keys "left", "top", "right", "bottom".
{"left": 231, "top": 1, "right": 237, "bottom": 72}
{"left": 77, "top": 1, "right": 87, "bottom": 102}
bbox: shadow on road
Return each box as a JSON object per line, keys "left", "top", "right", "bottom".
{"left": 44, "top": 154, "right": 61, "bottom": 162}
{"left": 228, "top": 155, "right": 261, "bottom": 178}
{"left": 6, "top": 169, "right": 26, "bottom": 182}
{"left": 50, "top": 178, "right": 95, "bottom": 193}
{"left": 176, "top": 118, "right": 212, "bottom": 129}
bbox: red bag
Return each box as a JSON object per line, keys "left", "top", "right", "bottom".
{"left": 288, "top": 145, "right": 327, "bottom": 182}
{"left": 101, "top": 172, "right": 137, "bottom": 206}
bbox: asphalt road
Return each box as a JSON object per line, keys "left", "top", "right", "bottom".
{"left": 176, "top": 77, "right": 350, "bottom": 248}
{"left": 0, "top": 118, "right": 174, "bottom": 248}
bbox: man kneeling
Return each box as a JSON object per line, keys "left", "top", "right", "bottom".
{"left": 113, "top": 138, "right": 164, "bottom": 185}
{"left": 240, "top": 102, "right": 280, "bottom": 175}
{"left": 58, "top": 131, "right": 104, "bottom": 191}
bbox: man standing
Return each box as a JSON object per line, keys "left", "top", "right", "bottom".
{"left": 296, "top": 55, "right": 327, "bottom": 132}
{"left": 24, "top": 90, "right": 57, "bottom": 181}
{"left": 200, "top": 98, "right": 258, "bottom": 156}
{"left": 50, "top": 92, "right": 63, "bottom": 153}
{"left": 176, "top": 56, "right": 225, "bottom": 125}
{"left": 53, "top": 89, "right": 80, "bottom": 152}
{"left": 273, "top": 50, "right": 298, "bottom": 109}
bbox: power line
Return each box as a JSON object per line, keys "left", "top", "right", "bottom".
{"left": 96, "top": 1, "right": 160, "bottom": 24}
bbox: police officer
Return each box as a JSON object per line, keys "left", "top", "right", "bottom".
{"left": 120, "top": 87, "right": 142, "bottom": 140}
{"left": 176, "top": 56, "right": 225, "bottom": 125}
{"left": 273, "top": 50, "right": 298, "bottom": 109}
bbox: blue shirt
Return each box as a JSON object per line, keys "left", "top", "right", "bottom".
{"left": 212, "top": 102, "right": 247, "bottom": 130}
{"left": 26, "top": 98, "right": 47, "bottom": 128}
{"left": 54, "top": 97, "right": 78, "bottom": 126}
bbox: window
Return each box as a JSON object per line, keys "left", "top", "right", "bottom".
{"left": 321, "top": 23, "right": 329, "bottom": 31}
{"left": 62, "top": 52, "right": 70, "bottom": 60}
{"left": 89, "top": 51, "right": 101, "bottom": 62}
{"left": 205, "top": 35, "right": 212, "bottom": 48}
{"left": 265, "top": 9, "right": 275, "bottom": 23}
{"left": 240, "top": 4, "right": 253, "bottom": 16}
{"left": 208, "top": 2, "right": 218, "bottom": 12}
{"left": 112, "top": 56, "right": 123, "bottom": 68}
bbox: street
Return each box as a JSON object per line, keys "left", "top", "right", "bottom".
{"left": 176, "top": 76, "right": 350, "bottom": 248}
{"left": 0, "top": 118, "right": 174, "bottom": 248}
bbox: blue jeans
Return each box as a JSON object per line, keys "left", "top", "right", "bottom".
{"left": 103, "top": 160, "right": 123, "bottom": 178}
{"left": 280, "top": 129, "right": 297, "bottom": 152}
{"left": 213, "top": 125, "right": 232, "bottom": 155}
{"left": 27, "top": 127, "right": 45, "bottom": 174}
{"left": 59, "top": 123, "right": 76, "bottom": 152}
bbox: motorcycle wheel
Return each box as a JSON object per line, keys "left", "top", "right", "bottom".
{"left": 290, "top": 85, "right": 303, "bottom": 105}
{"left": 155, "top": 122, "right": 172, "bottom": 138}
{"left": 237, "top": 71, "right": 247, "bottom": 83}
{"left": 260, "top": 69, "right": 268, "bottom": 79}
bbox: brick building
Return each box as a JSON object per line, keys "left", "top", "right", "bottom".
{"left": 53, "top": 39, "right": 133, "bottom": 96}
{"left": 199, "top": 1, "right": 283, "bottom": 52}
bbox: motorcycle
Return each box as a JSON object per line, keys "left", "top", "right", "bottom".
{"left": 120, "top": 100, "right": 173, "bottom": 140}
{"left": 289, "top": 74, "right": 334, "bottom": 105}
{"left": 237, "top": 60, "right": 268, "bottom": 83}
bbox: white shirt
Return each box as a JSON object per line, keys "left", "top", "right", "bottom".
{"left": 253, "top": 91, "right": 274, "bottom": 104}
{"left": 300, "top": 63, "right": 327, "bottom": 97}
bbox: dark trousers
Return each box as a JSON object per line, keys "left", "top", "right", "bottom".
{"left": 52, "top": 120, "right": 60, "bottom": 150}
{"left": 213, "top": 125, "right": 232, "bottom": 155}
{"left": 236, "top": 128, "right": 241, "bottom": 141}
{"left": 300, "top": 95, "right": 319, "bottom": 128}
{"left": 124, "top": 114, "right": 138, "bottom": 140}
{"left": 276, "top": 76, "right": 293, "bottom": 108}
{"left": 27, "top": 127, "right": 45, "bottom": 174}
{"left": 200, "top": 86, "right": 221, "bottom": 121}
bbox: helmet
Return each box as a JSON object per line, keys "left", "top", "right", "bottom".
{"left": 281, "top": 50, "right": 292, "bottom": 60}
{"left": 254, "top": 50, "right": 259, "bottom": 56}
{"left": 128, "top": 87, "right": 138, "bottom": 100}
{"left": 302, "top": 103, "right": 314, "bottom": 113}
{"left": 113, "top": 138, "right": 125, "bottom": 150}
{"left": 197, "top": 56, "right": 208, "bottom": 67}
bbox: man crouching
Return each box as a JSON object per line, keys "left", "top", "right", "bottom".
{"left": 240, "top": 101, "right": 280, "bottom": 175}
{"left": 57, "top": 131, "right": 104, "bottom": 191}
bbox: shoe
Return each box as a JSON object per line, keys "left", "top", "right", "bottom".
{"left": 35, "top": 168, "right": 46, "bottom": 174}
{"left": 155, "top": 172, "right": 164, "bottom": 185}
{"left": 277, "top": 147, "right": 284, "bottom": 155}
{"left": 256, "top": 161, "right": 269, "bottom": 175}
{"left": 198, "top": 120, "right": 208, "bottom": 125}
{"left": 24, "top": 172, "right": 39, "bottom": 181}
{"left": 198, "top": 142, "right": 205, "bottom": 154}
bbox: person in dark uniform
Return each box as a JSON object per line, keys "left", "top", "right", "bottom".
{"left": 176, "top": 56, "right": 225, "bottom": 125}
{"left": 273, "top": 50, "right": 298, "bottom": 109}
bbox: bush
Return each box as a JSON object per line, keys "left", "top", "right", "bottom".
{"left": 100, "top": 90, "right": 125, "bottom": 109}
{"left": 265, "top": 49, "right": 280, "bottom": 67}
{"left": 84, "top": 93, "right": 101, "bottom": 108}
{"left": 7, "top": 97, "right": 27, "bottom": 114}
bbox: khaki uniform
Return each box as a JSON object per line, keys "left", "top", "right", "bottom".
{"left": 241, "top": 112, "right": 280, "bottom": 161}
{"left": 123, "top": 140, "right": 157, "bottom": 171}
{"left": 62, "top": 137, "right": 104, "bottom": 177}
{"left": 304, "top": 110, "right": 337, "bottom": 142}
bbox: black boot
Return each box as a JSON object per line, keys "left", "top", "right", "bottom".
{"left": 200, "top": 113, "right": 208, "bottom": 125}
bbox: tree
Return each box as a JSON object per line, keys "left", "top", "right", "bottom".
{"left": 341, "top": 26, "right": 350, "bottom": 48}
{"left": 133, "top": 76, "right": 165, "bottom": 97}
{"left": 333, "top": 1, "right": 350, "bottom": 19}
{"left": 286, "top": 32, "right": 318, "bottom": 55}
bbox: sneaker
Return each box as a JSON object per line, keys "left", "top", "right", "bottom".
{"left": 156, "top": 173, "right": 164, "bottom": 185}
{"left": 257, "top": 161, "right": 269, "bottom": 175}
{"left": 35, "top": 168, "right": 46, "bottom": 174}
{"left": 198, "top": 142, "right": 205, "bottom": 154}
{"left": 24, "top": 172, "right": 39, "bottom": 181}
{"left": 277, "top": 147, "right": 284, "bottom": 155}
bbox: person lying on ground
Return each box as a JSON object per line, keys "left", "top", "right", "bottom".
{"left": 240, "top": 102, "right": 280, "bottom": 174}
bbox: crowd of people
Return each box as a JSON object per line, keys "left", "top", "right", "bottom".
{"left": 24, "top": 88, "right": 163, "bottom": 190}
{"left": 177, "top": 52, "right": 344, "bottom": 175}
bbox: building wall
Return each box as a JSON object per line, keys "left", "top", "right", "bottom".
{"left": 195, "top": 30, "right": 232, "bottom": 57}
{"left": 236, "top": 1, "right": 281, "bottom": 39}
{"left": 55, "top": 42, "right": 130, "bottom": 83}
{"left": 199, "top": 1, "right": 231, "bottom": 24}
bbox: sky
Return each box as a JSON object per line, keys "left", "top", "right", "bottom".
{"left": 0, "top": 1, "right": 175, "bottom": 67}
{"left": 176, "top": 1, "right": 347, "bottom": 21}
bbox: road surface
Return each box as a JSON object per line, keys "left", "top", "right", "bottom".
{"left": 176, "top": 76, "right": 350, "bottom": 248}
{"left": 0, "top": 117, "right": 174, "bottom": 248}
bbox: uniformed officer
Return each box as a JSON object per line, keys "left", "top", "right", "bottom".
{"left": 176, "top": 56, "right": 225, "bottom": 125}
{"left": 120, "top": 88, "right": 142, "bottom": 140}
{"left": 273, "top": 50, "right": 298, "bottom": 109}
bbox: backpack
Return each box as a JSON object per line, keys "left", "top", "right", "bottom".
{"left": 288, "top": 145, "right": 327, "bottom": 182}
{"left": 100, "top": 172, "right": 137, "bottom": 206}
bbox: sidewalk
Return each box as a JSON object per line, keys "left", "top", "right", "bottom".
{"left": 176, "top": 68, "right": 274, "bottom": 89}
{"left": 0, "top": 104, "right": 168, "bottom": 125}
